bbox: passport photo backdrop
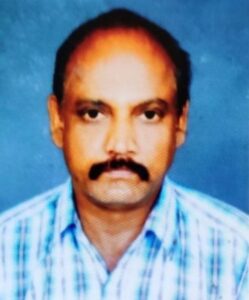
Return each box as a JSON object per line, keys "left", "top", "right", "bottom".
{"left": 0, "top": 0, "right": 248, "bottom": 213}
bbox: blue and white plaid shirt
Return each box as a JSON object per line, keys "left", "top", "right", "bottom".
{"left": 0, "top": 178, "right": 248, "bottom": 299}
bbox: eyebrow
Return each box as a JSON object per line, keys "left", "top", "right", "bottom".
{"left": 75, "top": 99, "right": 107, "bottom": 108}
{"left": 134, "top": 98, "right": 169, "bottom": 110}
{"left": 74, "top": 97, "right": 170, "bottom": 112}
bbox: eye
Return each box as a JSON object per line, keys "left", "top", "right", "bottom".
{"left": 81, "top": 109, "right": 105, "bottom": 122}
{"left": 144, "top": 110, "right": 157, "bottom": 119}
{"left": 87, "top": 109, "right": 99, "bottom": 118}
{"left": 140, "top": 110, "right": 161, "bottom": 122}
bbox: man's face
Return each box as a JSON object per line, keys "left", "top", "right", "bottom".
{"left": 49, "top": 28, "right": 188, "bottom": 210}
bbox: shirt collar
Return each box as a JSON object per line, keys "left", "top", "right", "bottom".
{"left": 37, "top": 179, "right": 77, "bottom": 261}
{"left": 142, "top": 177, "right": 178, "bottom": 251}
{"left": 53, "top": 178, "right": 78, "bottom": 242}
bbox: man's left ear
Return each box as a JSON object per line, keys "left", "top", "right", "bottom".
{"left": 47, "top": 95, "right": 64, "bottom": 148}
{"left": 176, "top": 101, "right": 189, "bottom": 148}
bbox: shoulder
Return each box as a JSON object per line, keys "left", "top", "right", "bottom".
{"left": 168, "top": 180, "right": 249, "bottom": 243}
{"left": 0, "top": 182, "right": 66, "bottom": 230}
{"left": 166, "top": 180, "right": 249, "bottom": 298}
{"left": 0, "top": 182, "right": 70, "bottom": 296}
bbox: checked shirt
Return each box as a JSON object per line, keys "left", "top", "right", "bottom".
{"left": 0, "top": 178, "right": 248, "bottom": 299}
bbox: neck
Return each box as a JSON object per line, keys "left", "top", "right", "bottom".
{"left": 74, "top": 189, "right": 157, "bottom": 271}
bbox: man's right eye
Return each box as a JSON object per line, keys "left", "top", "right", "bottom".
{"left": 81, "top": 109, "right": 105, "bottom": 122}
{"left": 86, "top": 109, "right": 99, "bottom": 118}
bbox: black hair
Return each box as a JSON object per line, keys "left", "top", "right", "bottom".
{"left": 53, "top": 8, "right": 191, "bottom": 114}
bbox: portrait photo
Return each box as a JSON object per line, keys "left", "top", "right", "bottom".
{"left": 0, "top": 1, "right": 248, "bottom": 299}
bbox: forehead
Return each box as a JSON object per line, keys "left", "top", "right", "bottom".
{"left": 65, "top": 28, "right": 176, "bottom": 78}
{"left": 63, "top": 28, "right": 177, "bottom": 105}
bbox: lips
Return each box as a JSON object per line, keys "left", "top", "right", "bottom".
{"left": 103, "top": 167, "right": 137, "bottom": 178}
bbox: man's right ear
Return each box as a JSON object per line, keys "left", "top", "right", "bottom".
{"left": 47, "top": 95, "right": 64, "bottom": 148}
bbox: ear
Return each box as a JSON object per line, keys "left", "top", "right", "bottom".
{"left": 47, "top": 95, "right": 64, "bottom": 148}
{"left": 176, "top": 101, "right": 189, "bottom": 148}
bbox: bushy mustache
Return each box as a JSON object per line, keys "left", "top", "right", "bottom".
{"left": 89, "top": 158, "right": 149, "bottom": 181}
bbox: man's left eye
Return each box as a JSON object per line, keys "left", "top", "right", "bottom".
{"left": 140, "top": 110, "right": 161, "bottom": 122}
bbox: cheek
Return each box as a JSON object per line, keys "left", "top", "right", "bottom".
{"left": 136, "top": 122, "right": 177, "bottom": 171}
{"left": 62, "top": 121, "right": 107, "bottom": 167}
{"left": 137, "top": 123, "right": 176, "bottom": 154}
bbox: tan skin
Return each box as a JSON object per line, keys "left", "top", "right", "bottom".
{"left": 78, "top": 194, "right": 156, "bottom": 270}
{"left": 48, "top": 28, "right": 188, "bottom": 271}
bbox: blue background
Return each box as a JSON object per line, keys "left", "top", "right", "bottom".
{"left": 0, "top": 0, "right": 248, "bottom": 213}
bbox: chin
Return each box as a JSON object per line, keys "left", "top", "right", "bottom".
{"left": 88, "top": 196, "right": 150, "bottom": 211}
{"left": 86, "top": 184, "right": 156, "bottom": 211}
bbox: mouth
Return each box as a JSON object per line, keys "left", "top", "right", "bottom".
{"left": 103, "top": 167, "right": 137, "bottom": 179}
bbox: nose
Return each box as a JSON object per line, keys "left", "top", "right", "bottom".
{"left": 104, "top": 117, "right": 137, "bottom": 156}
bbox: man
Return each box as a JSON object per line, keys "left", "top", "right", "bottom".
{"left": 0, "top": 8, "right": 248, "bottom": 300}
